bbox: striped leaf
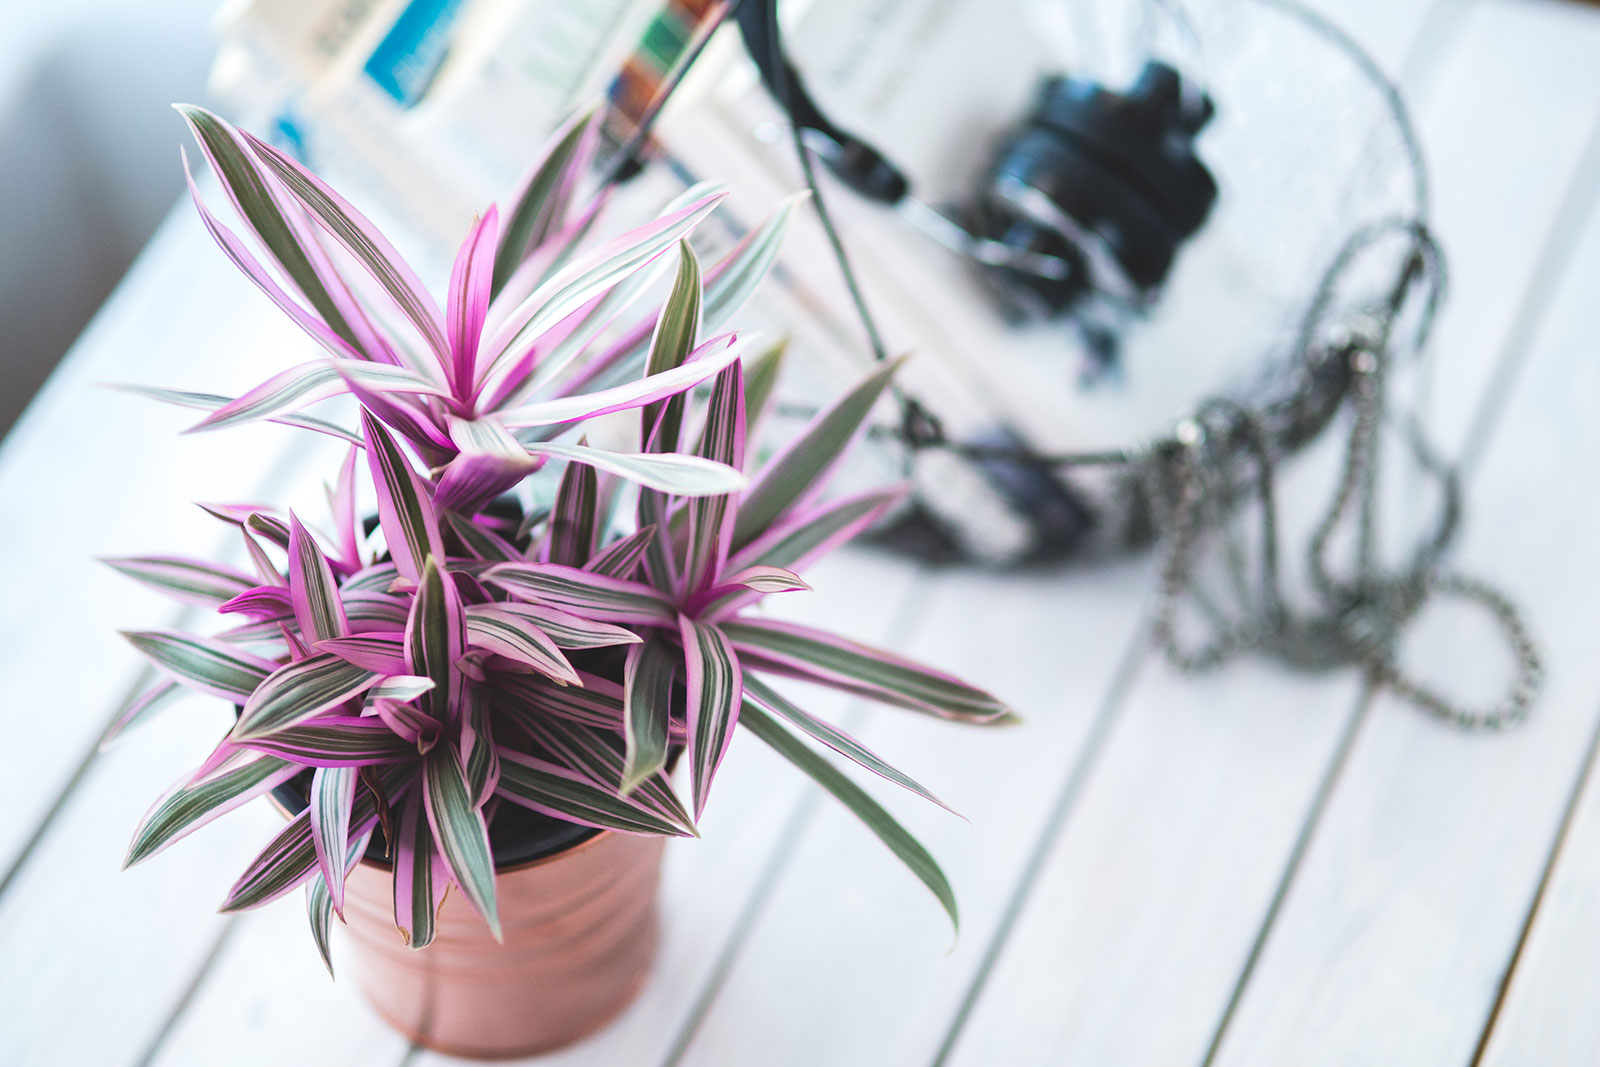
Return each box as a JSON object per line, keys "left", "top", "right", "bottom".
{"left": 743, "top": 675, "right": 956, "bottom": 815}
{"left": 742, "top": 337, "right": 788, "bottom": 433}
{"left": 114, "top": 383, "right": 361, "bottom": 445}
{"left": 476, "top": 601, "right": 639, "bottom": 650}
{"left": 741, "top": 702, "right": 958, "bottom": 930}
{"left": 722, "top": 619, "right": 1010, "bottom": 723}
{"left": 622, "top": 637, "right": 675, "bottom": 794}
{"left": 718, "top": 565, "right": 809, "bottom": 594}
{"left": 481, "top": 193, "right": 725, "bottom": 386}
{"left": 495, "top": 750, "right": 693, "bottom": 837}
{"left": 680, "top": 617, "right": 742, "bottom": 819}
{"left": 124, "top": 753, "right": 298, "bottom": 867}
{"left": 233, "top": 654, "right": 383, "bottom": 740}
{"left": 102, "top": 556, "right": 254, "bottom": 608}
{"left": 584, "top": 526, "right": 657, "bottom": 581}
{"left": 464, "top": 604, "right": 579, "bottom": 684}
{"left": 344, "top": 591, "right": 411, "bottom": 631}
{"left": 306, "top": 828, "right": 372, "bottom": 976}
{"left": 423, "top": 744, "right": 500, "bottom": 939}
{"left": 523, "top": 439, "right": 745, "bottom": 497}
{"left": 342, "top": 562, "right": 402, "bottom": 592}
{"left": 548, "top": 458, "right": 597, "bottom": 567}
{"left": 189, "top": 360, "right": 445, "bottom": 435}
{"left": 309, "top": 765, "right": 357, "bottom": 914}
{"left": 499, "top": 330, "right": 750, "bottom": 429}
{"left": 461, "top": 685, "right": 499, "bottom": 807}
{"left": 245, "top": 512, "right": 292, "bottom": 550}
{"left": 121, "top": 631, "right": 275, "bottom": 702}
{"left": 446, "top": 206, "right": 498, "bottom": 396}
{"left": 239, "top": 717, "right": 420, "bottom": 765}
{"left": 684, "top": 362, "right": 745, "bottom": 596}
{"left": 442, "top": 510, "right": 520, "bottom": 563}
{"left": 492, "top": 105, "right": 598, "bottom": 296}
{"left": 316, "top": 633, "right": 409, "bottom": 674}
{"left": 362, "top": 410, "right": 445, "bottom": 584}
{"left": 726, "top": 490, "right": 901, "bottom": 577}
{"left": 484, "top": 562, "right": 675, "bottom": 625}
{"left": 219, "top": 586, "right": 294, "bottom": 620}
{"left": 243, "top": 131, "right": 450, "bottom": 362}
{"left": 392, "top": 794, "right": 443, "bottom": 948}
{"left": 175, "top": 106, "right": 372, "bottom": 358}
{"left": 406, "top": 558, "right": 463, "bottom": 720}
{"left": 496, "top": 674, "right": 637, "bottom": 735}
{"left": 701, "top": 192, "right": 803, "bottom": 332}
{"left": 731, "top": 356, "right": 904, "bottom": 552}
{"left": 288, "top": 513, "right": 348, "bottom": 642}
{"left": 221, "top": 808, "right": 323, "bottom": 913}
{"left": 640, "top": 240, "right": 700, "bottom": 453}
{"left": 522, "top": 715, "right": 694, "bottom": 836}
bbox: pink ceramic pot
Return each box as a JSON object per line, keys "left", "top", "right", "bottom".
{"left": 338, "top": 830, "right": 667, "bottom": 1059}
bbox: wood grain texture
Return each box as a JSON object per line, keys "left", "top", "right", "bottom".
{"left": 940, "top": 2, "right": 1600, "bottom": 1064}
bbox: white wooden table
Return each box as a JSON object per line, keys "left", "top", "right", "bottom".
{"left": 5, "top": 0, "right": 1600, "bottom": 1063}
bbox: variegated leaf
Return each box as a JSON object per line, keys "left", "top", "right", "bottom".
{"left": 233, "top": 654, "right": 382, "bottom": 740}
{"left": 679, "top": 616, "right": 742, "bottom": 819}
{"left": 495, "top": 750, "right": 693, "bottom": 837}
{"left": 121, "top": 631, "right": 275, "bottom": 702}
{"left": 102, "top": 556, "right": 255, "bottom": 608}
{"left": 740, "top": 701, "right": 958, "bottom": 931}
{"left": 622, "top": 637, "right": 675, "bottom": 794}
{"left": 423, "top": 744, "right": 501, "bottom": 938}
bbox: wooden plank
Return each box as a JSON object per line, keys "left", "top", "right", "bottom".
{"left": 0, "top": 205, "right": 350, "bottom": 1067}
{"left": 669, "top": 558, "right": 1154, "bottom": 1067}
{"left": 935, "top": 2, "right": 1600, "bottom": 1064}
{"left": 1206, "top": 32, "right": 1600, "bottom": 1067}
{"left": 0, "top": 205, "right": 326, "bottom": 879}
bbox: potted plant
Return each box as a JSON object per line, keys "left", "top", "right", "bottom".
{"left": 107, "top": 105, "right": 1012, "bottom": 1059}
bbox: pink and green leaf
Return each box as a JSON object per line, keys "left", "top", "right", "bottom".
{"left": 522, "top": 439, "right": 745, "bottom": 497}
{"left": 316, "top": 633, "right": 409, "bottom": 674}
{"left": 498, "top": 330, "right": 749, "bottom": 429}
{"left": 684, "top": 361, "right": 744, "bottom": 595}
{"left": 121, "top": 631, "right": 276, "bottom": 702}
{"left": 406, "top": 557, "right": 465, "bottom": 721}
{"left": 103, "top": 555, "right": 256, "bottom": 608}
{"left": 288, "top": 513, "right": 349, "bottom": 642}
{"left": 124, "top": 752, "right": 298, "bottom": 866}
{"left": 446, "top": 206, "right": 499, "bottom": 397}
{"left": 232, "top": 654, "right": 383, "bottom": 740}
{"left": 639, "top": 241, "right": 701, "bottom": 453}
{"left": 484, "top": 562, "right": 675, "bottom": 625}
{"left": 243, "top": 131, "right": 451, "bottom": 362}
{"left": 584, "top": 526, "right": 657, "bottom": 581}
{"left": 679, "top": 616, "right": 742, "bottom": 819}
{"left": 463, "top": 604, "right": 580, "bottom": 685}
{"left": 722, "top": 619, "right": 1011, "bottom": 723}
{"left": 739, "top": 701, "right": 957, "bottom": 931}
{"left": 308, "top": 765, "right": 357, "bottom": 914}
{"left": 621, "top": 637, "right": 675, "bottom": 794}
{"left": 392, "top": 794, "right": 443, "bottom": 948}
{"left": 521, "top": 715, "right": 694, "bottom": 836}
{"left": 491, "top": 106, "right": 599, "bottom": 296}
{"left": 240, "top": 716, "right": 421, "bottom": 765}
{"left": 742, "top": 675, "right": 956, "bottom": 815}
{"left": 363, "top": 410, "right": 445, "bottom": 584}
{"left": 423, "top": 743, "right": 501, "bottom": 938}
{"left": 494, "top": 750, "right": 694, "bottom": 837}
{"left": 731, "top": 356, "right": 904, "bottom": 551}
{"left": 547, "top": 457, "right": 597, "bottom": 567}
